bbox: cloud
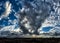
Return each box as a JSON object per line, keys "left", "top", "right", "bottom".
{"left": 38, "top": 18, "right": 55, "bottom": 32}
{"left": 38, "top": 15, "right": 60, "bottom": 35}
{"left": 37, "top": 15, "right": 57, "bottom": 35}
{"left": 49, "top": 26, "right": 60, "bottom": 35}
{"left": 0, "top": 25, "right": 23, "bottom": 37}
{"left": 5, "top": 1, "right": 11, "bottom": 16}
{"left": 0, "top": 1, "right": 12, "bottom": 19}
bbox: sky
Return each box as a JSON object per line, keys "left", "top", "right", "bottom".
{"left": 0, "top": 0, "right": 60, "bottom": 36}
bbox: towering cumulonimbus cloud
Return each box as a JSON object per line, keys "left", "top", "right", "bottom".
{"left": 19, "top": 0, "right": 51, "bottom": 34}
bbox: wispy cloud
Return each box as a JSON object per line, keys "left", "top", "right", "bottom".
{"left": 0, "top": 25, "right": 23, "bottom": 34}
{"left": 0, "top": 1, "right": 11, "bottom": 19}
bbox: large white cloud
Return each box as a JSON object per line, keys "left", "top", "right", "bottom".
{"left": 38, "top": 15, "right": 60, "bottom": 35}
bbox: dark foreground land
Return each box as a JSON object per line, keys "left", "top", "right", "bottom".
{"left": 0, "top": 38, "right": 60, "bottom": 43}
